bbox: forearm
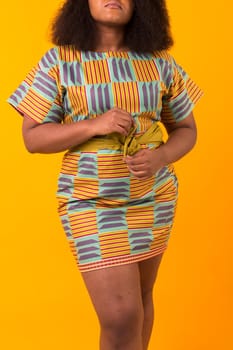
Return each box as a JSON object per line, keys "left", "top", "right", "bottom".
{"left": 23, "top": 107, "right": 134, "bottom": 154}
{"left": 160, "top": 126, "right": 197, "bottom": 165}
{"left": 24, "top": 119, "right": 96, "bottom": 154}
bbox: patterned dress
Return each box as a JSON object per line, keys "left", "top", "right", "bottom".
{"left": 7, "top": 45, "right": 203, "bottom": 272}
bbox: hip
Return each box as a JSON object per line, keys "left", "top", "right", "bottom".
{"left": 56, "top": 149, "right": 178, "bottom": 206}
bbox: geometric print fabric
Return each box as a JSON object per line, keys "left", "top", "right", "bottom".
{"left": 7, "top": 45, "right": 203, "bottom": 271}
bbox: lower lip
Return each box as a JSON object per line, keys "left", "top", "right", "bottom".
{"left": 105, "top": 4, "right": 121, "bottom": 9}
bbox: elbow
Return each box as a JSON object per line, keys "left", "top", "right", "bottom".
{"left": 23, "top": 137, "right": 40, "bottom": 153}
{"left": 22, "top": 128, "right": 38, "bottom": 153}
{"left": 184, "top": 125, "right": 197, "bottom": 153}
{"left": 23, "top": 131, "right": 46, "bottom": 153}
{"left": 24, "top": 142, "right": 38, "bottom": 154}
{"left": 22, "top": 117, "right": 45, "bottom": 153}
{"left": 191, "top": 124, "right": 198, "bottom": 149}
{"left": 23, "top": 138, "right": 54, "bottom": 154}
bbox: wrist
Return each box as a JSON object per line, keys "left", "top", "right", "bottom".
{"left": 88, "top": 117, "right": 105, "bottom": 137}
{"left": 85, "top": 118, "right": 98, "bottom": 137}
{"left": 155, "top": 144, "right": 170, "bottom": 168}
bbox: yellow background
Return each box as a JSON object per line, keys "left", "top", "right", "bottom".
{"left": 0, "top": 1, "right": 232, "bottom": 349}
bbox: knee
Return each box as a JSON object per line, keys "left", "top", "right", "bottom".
{"left": 100, "top": 301, "right": 144, "bottom": 341}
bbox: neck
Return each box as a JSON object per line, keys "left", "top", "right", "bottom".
{"left": 94, "top": 24, "right": 126, "bottom": 51}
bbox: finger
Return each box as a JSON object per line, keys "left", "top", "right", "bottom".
{"left": 115, "top": 125, "right": 129, "bottom": 136}
{"left": 127, "top": 163, "right": 147, "bottom": 171}
{"left": 117, "top": 118, "right": 133, "bottom": 129}
{"left": 118, "top": 121, "right": 132, "bottom": 135}
{"left": 118, "top": 117, "right": 135, "bottom": 130}
{"left": 113, "top": 110, "right": 135, "bottom": 126}
{"left": 125, "top": 150, "right": 147, "bottom": 160}
{"left": 129, "top": 170, "right": 152, "bottom": 179}
{"left": 125, "top": 157, "right": 146, "bottom": 166}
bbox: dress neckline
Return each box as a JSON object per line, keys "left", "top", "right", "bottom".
{"left": 84, "top": 49, "right": 131, "bottom": 54}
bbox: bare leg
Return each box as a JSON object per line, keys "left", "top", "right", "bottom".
{"left": 81, "top": 263, "right": 144, "bottom": 350}
{"left": 139, "top": 252, "right": 165, "bottom": 350}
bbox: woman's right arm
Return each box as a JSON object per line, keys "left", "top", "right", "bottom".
{"left": 22, "top": 107, "right": 134, "bottom": 154}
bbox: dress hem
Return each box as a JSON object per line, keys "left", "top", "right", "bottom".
{"left": 73, "top": 243, "right": 169, "bottom": 273}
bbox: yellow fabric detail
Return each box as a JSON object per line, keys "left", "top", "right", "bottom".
{"left": 70, "top": 122, "right": 164, "bottom": 156}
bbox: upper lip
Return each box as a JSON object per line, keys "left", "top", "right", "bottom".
{"left": 105, "top": 1, "right": 122, "bottom": 9}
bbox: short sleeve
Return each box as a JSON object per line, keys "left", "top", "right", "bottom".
{"left": 160, "top": 54, "right": 203, "bottom": 124}
{"left": 7, "top": 47, "right": 64, "bottom": 124}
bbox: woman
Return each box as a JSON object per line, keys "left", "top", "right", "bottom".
{"left": 7, "top": 0, "right": 203, "bottom": 349}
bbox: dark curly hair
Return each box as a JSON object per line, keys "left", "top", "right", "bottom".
{"left": 50, "top": 0, "right": 174, "bottom": 53}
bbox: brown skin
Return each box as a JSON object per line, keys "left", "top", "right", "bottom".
{"left": 22, "top": 107, "right": 134, "bottom": 153}
{"left": 88, "top": 0, "right": 135, "bottom": 51}
{"left": 125, "top": 112, "right": 197, "bottom": 180}
{"left": 23, "top": 111, "right": 196, "bottom": 176}
{"left": 22, "top": 1, "right": 197, "bottom": 349}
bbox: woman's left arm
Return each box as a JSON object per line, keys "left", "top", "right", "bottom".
{"left": 125, "top": 112, "right": 197, "bottom": 179}
{"left": 159, "top": 111, "right": 197, "bottom": 164}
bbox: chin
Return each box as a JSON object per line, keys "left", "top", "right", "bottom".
{"left": 100, "top": 16, "right": 129, "bottom": 26}
{"left": 105, "top": 20, "right": 128, "bottom": 26}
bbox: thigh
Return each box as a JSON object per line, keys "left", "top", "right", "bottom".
{"left": 139, "top": 253, "right": 165, "bottom": 295}
{"left": 81, "top": 263, "right": 143, "bottom": 323}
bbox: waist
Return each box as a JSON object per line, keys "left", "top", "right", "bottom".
{"left": 70, "top": 122, "right": 164, "bottom": 156}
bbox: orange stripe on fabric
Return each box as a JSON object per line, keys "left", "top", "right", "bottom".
{"left": 69, "top": 211, "right": 98, "bottom": 238}
{"left": 67, "top": 86, "right": 89, "bottom": 117}
{"left": 96, "top": 198, "right": 127, "bottom": 208}
{"left": 19, "top": 100, "right": 44, "bottom": 122}
{"left": 186, "top": 78, "right": 204, "bottom": 104}
{"left": 100, "top": 230, "right": 130, "bottom": 258}
{"left": 67, "top": 241, "right": 79, "bottom": 264}
{"left": 57, "top": 196, "right": 69, "bottom": 216}
{"left": 83, "top": 60, "right": 111, "bottom": 84}
{"left": 130, "top": 176, "right": 154, "bottom": 188}
{"left": 58, "top": 45, "right": 81, "bottom": 62}
{"left": 106, "top": 52, "right": 130, "bottom": 59}
{"left": 112, "top": 82, "right": 139, "bottom": 113}
{"left": 60, "top": 153, "right": 80, "bottom": 175}
{"left": 98, "top": 154, "right": 129, "bottom": 178}
{"left": 126, "top": 206, "right": 154, "bottom": 229}
{"left": 25, "top": 90, "right": 52, "bottom": 111}
{"left": 73, "top": 178, "right": 99, "bottom": 199}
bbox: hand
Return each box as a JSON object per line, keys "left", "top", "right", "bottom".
{"left": 90, "top": 107, "right": 134, "bottom": 137}
{"left": 124, "top": 146, "right": 167, "bottom": 180}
